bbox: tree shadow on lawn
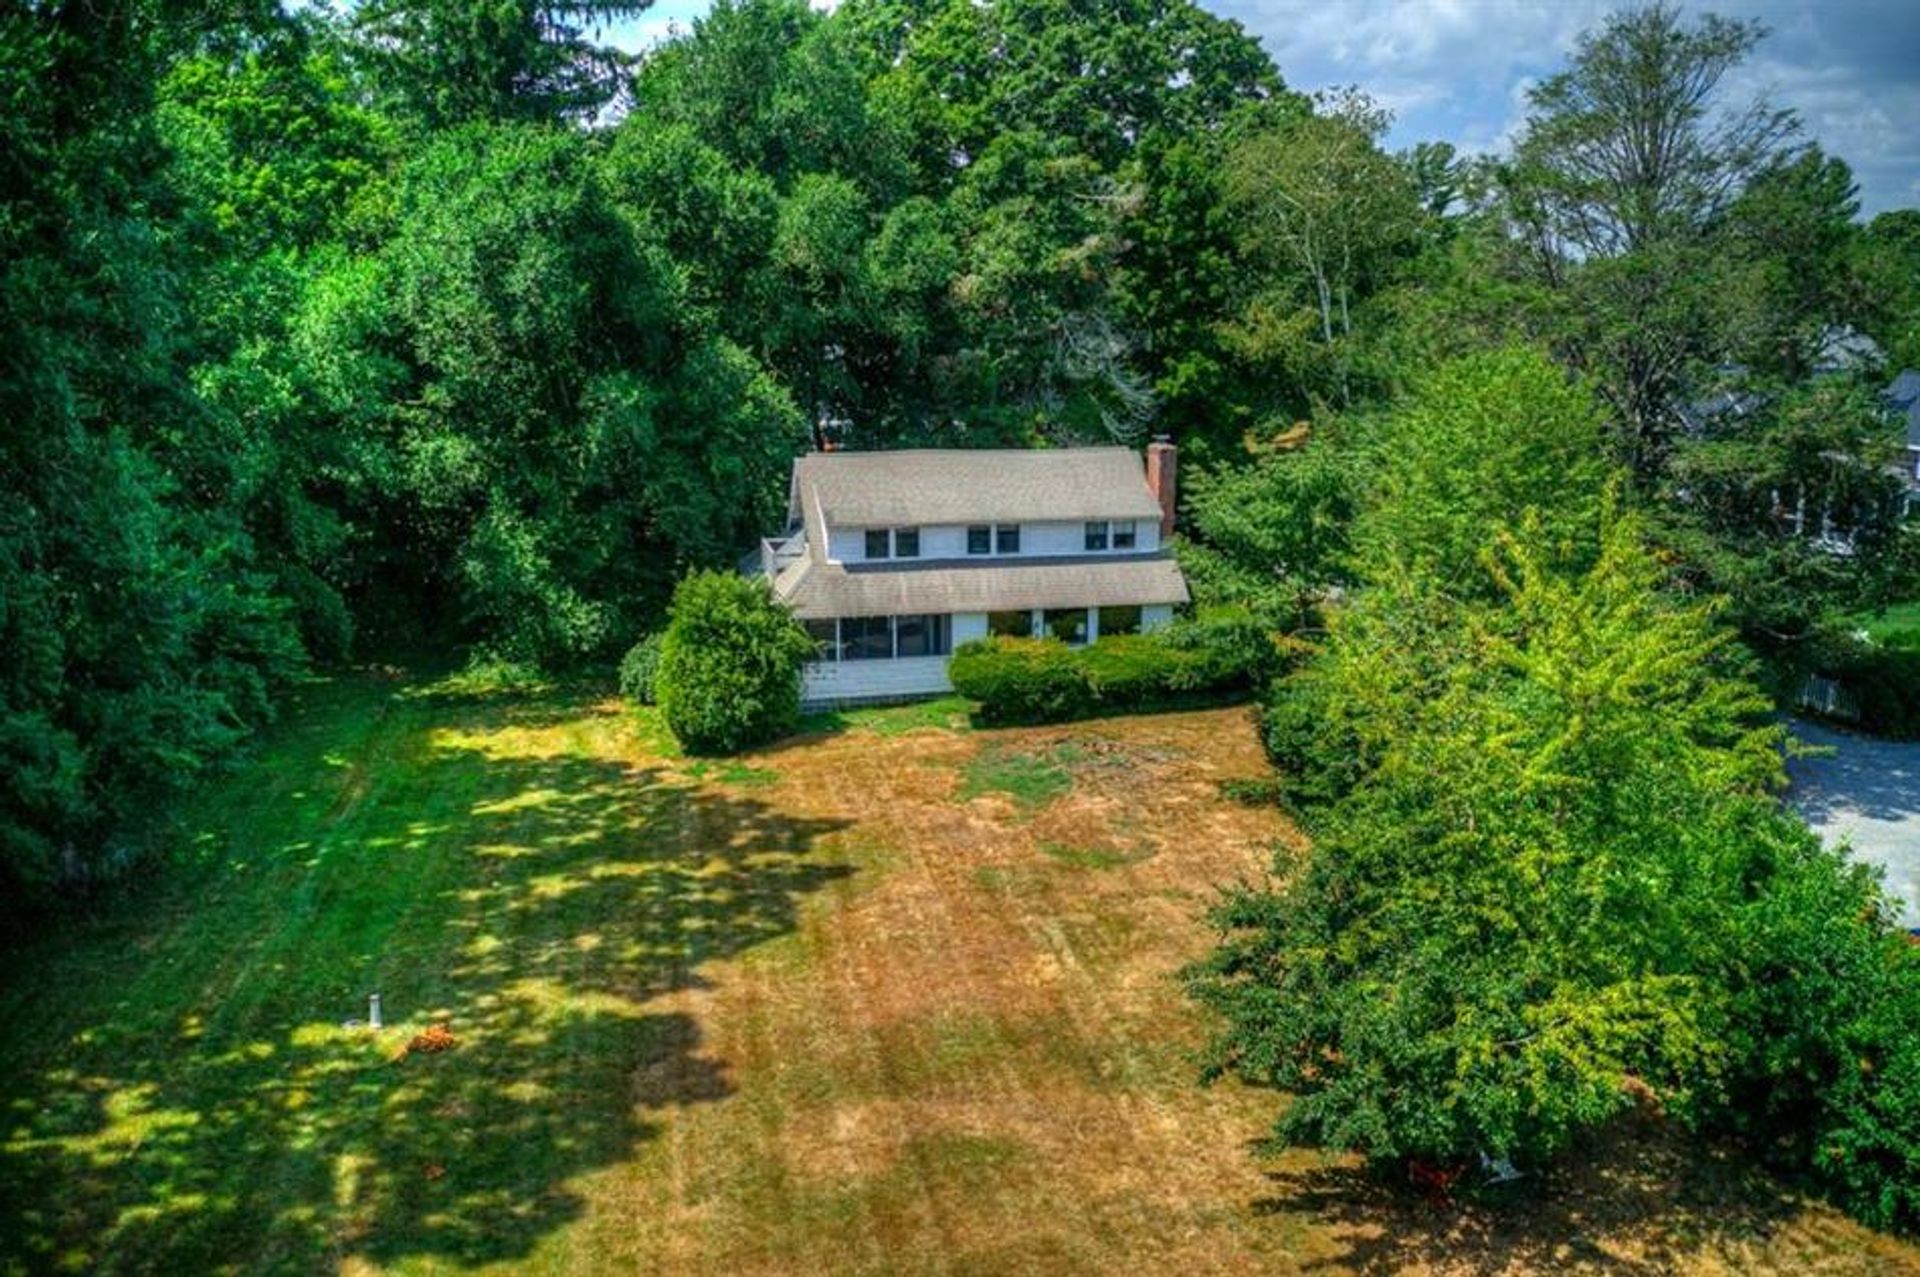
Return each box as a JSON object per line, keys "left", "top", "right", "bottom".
{"left": 1255, "top": 1118, "right": 1813, "bottom": 1274}
{"left": 0, "top": 683, "right": 853, "bottom": 1273}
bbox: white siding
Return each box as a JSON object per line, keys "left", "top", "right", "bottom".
{"left": 827, "top": 518, "right": 1158, "bottom": 563}
{"left": 797, "top": 609, "right": 1175, "bottom": 706}
{"left": 801, "top": 655, "right": 952, "bottom": 705}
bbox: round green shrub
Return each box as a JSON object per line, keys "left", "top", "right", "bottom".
{"left": 655, "top": 572, "right": 816, "bottom": 754}
{"left": 618, "top": 632, "right": 664, "bottom": 705}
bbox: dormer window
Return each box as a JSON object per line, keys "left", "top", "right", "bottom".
{"left": 1112, "top": 521, "right": 1136, "bottom": 549}
{"left": 995, "top": 524, "right": 1020, "bottom": 553}
{"left": 866, "top": 529, "right": 891, "bottom": 559}
{"left": 967, "top": 526, "right": 991, "bottom": 555}
{"left": 1085, "top": 521, "right": 1110, "bottom": 551}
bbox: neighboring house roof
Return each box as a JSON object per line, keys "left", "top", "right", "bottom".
{"left": 1677, "top": 385, "right": 1766, "bottom": 438}
{"left": 789, "top": 447, "right": 1165, "bottom": 530}
{"left": 1815, "top": 324, "right": 1885, "bottom": 375}
{"left": 1887, "top": 369, "right": 1920, "bottom": 449}
{"left": 773, "top": 554, "right": 1190, "bottom": 620}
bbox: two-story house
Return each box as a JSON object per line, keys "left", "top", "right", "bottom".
{"left": 755, "top": 442, "right": 1191, "bottom": 705}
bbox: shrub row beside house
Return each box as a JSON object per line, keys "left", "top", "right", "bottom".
{"left": 949, "top": 612, "right": 1283, "bottom": 725}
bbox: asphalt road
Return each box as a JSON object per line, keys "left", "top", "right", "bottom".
{"left": 1787, "top": 717, "right": 1920, "bottom": 931}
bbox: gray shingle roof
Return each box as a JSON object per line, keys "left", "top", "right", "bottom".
{"left": 773, "top": 554, "right": 1190, "bottom": 619}
{"left": 790, "top": 447, "right": 1165, "bottom": 528}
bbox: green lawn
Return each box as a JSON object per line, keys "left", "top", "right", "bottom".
{"left": 0, "top": 675, "right": 856, "bottom": 1272}
{"left": 5, "top": 673, "right": 1916, "bottom": 1275}
{"left": 1852, "top": 600, "right": 1920, "bottom": 645}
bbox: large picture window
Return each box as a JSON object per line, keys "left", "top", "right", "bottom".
{"left": 988, "top": 610, "right": 1033, "bottom": 638}
{"left": 895, "top": 614, "right": 951, "bottom": 657}
{"left": 841, "top": 616, "right": 894, "bottom": 661}
{"left": 1098, "top": 606, "right": 1141, "bottom": 637}
{"left": 1044, "top": 608, "right": 1089, "bottom": 645}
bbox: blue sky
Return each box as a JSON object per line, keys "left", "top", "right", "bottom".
{"left": 605, "top": 0, "right": 1920, "bottom": 216}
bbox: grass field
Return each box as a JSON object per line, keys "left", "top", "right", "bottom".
{"left": 4, "top": 672, "right": 1918, "bottom": 1275}
{"left": 1852, "top": 600, "right": 1920, "bottom": 646}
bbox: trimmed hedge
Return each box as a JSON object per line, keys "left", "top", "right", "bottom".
{"left": 949, "top": 612, "right": 1283, "bottom": 725}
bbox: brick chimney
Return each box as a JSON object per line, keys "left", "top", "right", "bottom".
{"left": 1146, "top": 436, "right": 1177, "bottom": 537}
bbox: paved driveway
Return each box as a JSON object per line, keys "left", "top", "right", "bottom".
{"left": 1787, "top": 718, "right": 1920, "bottom": 930}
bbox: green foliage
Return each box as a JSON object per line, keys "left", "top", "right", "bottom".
{"left": 1358, "top": 347, "right": 1613, "bottom": 591}
{"left": 1179, "top": 437, "right": 1361, "bottom": 628}
{"left": 1715, "top": 837, "right": 1920, "bottom": 1232}
{"left": 1195, "top": 513, "right": 1797, "bottom": 1171}
{"left": 949, "top": 638, "right": 1093, "bottom": 724}
{"left": 1204, "top": 372, "right": 1920, "bottom": 1228}
{"left": 950, "top": 614, "right": 1277, "bottom": 725}
{"left": 1857, "top": 209, "right": 1920, "bottom": 370}
{"left": 1220, "top": 91, "right": 1422, "bottom": 408}
{"left": 321, "top": 121, "right": 806, "bottom": 663}
{"left": 1656, "top": 377, "right": 1909, "bottom": 655}
{"left": 655, "top": 572, "right": 817, "bottom": 755}
{"left": 618, "top": 634, "right": 665, "bottom": 707}
{"left": 352, "top": 0, "right": 645, "bottom": 125}
{"left": 622, "top": 0, "right": 1300, "bottom": 452}
{"left": 1808, "top": 636, "right": 1920, "bottom": 740}
{"left": 1502, "top": 3, "right": 1797, "bottom": 473}
{"left": 0, "top": 2, "right": 307, "bottom": 903}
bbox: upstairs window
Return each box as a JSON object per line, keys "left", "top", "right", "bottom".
{"left": 865, "top": 528, "right": 920, "bottom": 559}
{"left": 1084, "top": 521, "right": 1110, "bottom": 551}
{"left": 967, "top": 525, "right": 992, "bottom": 555}
{"left": 1112, "top": 521, "right": 1136, "bottom": 549}
{"left": 995, "top": 523, "right": 1021, "bottom": 554}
